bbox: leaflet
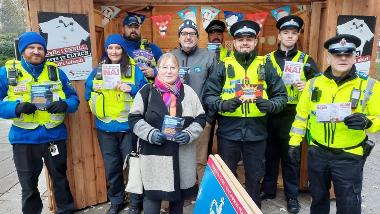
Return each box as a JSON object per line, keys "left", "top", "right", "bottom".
{"left": 316, "top": 102, "right": 351, "bottom": 122}
{"left": 161, "top": 115, "right": 185, "bottom": 140}
{"left": 133, "top": 49, "right": 154, "bottom": 68}
{"left": 102, "top": 64, "right": 121, "bottom": 89}
{"left": 31, "top": 84, "right": 53, "bottom": 110}
{"left": 235, "top": 83, "right": 263, "bottom": 103}
{"left": 282, "top": 61, "right": 303, "bottom": 85}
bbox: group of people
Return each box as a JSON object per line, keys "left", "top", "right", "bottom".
{"left": 0, "top": 11, "right": 379, "bottom": 214}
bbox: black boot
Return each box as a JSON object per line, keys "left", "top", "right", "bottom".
{"left": 287, "top": 198, "right": 300, "bottom": 214}
{"left": 107, "top": 204, "right": 125, "bottom": 214}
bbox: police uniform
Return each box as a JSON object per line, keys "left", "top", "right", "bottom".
{"left": 289, "top": 34, "right": 380, "bottom": 214}
{"left": 203, "top": 20, "right": 287, "bottom": 207}
{"left": 261, "top": 15, "right": 320, "bottom": 212}
{"left": 205, "top": 20, "right": 232, "bottom": 62}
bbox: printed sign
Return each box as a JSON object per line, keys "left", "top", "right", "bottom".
{"left": 316, "top": 102, "right": 351, "bottom": 122}
{"left": 282, "top": 61, "right": 303, "bottom": 85}
{"left": 102, "top": 64, "right": 121, "bottom": 89}
{"left": 235, "top": 83, "right": 263, "bottom": 103}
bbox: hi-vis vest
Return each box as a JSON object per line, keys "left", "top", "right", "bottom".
{"left": 267, "top": 50, "right": 308, "bottom": 104}
{"left": 220, "top": 55, "right": 268, "bottom": 117}
{"left": 5, "top": 60, "right": 66, "bottom": 129}
{"left": 290, "top": 75, "right": 378, "bottom": 156}
{"left": 218, "top": 47, "right": 232, "bottom": 62}
{"left": 89, "top": 65, "right": 135, "bottom": 123}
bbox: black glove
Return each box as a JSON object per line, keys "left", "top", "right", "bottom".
{"left": 174, "top": 131, "right": 190, "bottom": 144}
{"left": 288, "top": 146, "right": 301, "bottom": 163}
{"left": 255, "top": 98, "right": 273, "bottom": 113}
{"left": 221, "top": 97, "right": 242, "bottom": 113}
{"left": 344, "top": 113, "right": 373, "bottom": 130}
{"left": 150, "top": 130, "right": 166, "bottom": 146}
{"left": 15, "top": 102, "right": 37, "bottom": 116}
{"left": 46, "top": 101, "right": 68, "bottom": 114}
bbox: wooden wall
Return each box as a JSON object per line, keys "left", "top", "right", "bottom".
{"left": 24, "top": 0, "right": 107, "bottom": 210}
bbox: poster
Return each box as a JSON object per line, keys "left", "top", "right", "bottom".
{"left": 194, "top": 155, "right": 262, "bottom": 214}
{"left": 38, "top": 12, "right": 93, "bottom": 80}
{"left": 178, "top": 6, "right": 197, "bottom": 23}
{"left": 102, "top": 64, "right": 121, "bottom": 89}
{"left": 101, "top": 6, "right": 121, "bottom": 26}
{"left": 224, "top": 11, "right": 244, "bottom": 31}
{"left": 201, "top": 6, "right": 220, "bottom": 29}
{"left": 151, "top": 15, "right": 172, "bottom": 37}
{"left": 337, "top": 16, "right": 377, "bottom": 79}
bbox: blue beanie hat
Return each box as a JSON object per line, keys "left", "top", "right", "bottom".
{"left": 104, "top": 34, "right": 128, "bottom": 52}
{"left": 178, "top": 19, "right": 198, "bottom": 37}
{"left": 18, "top": 32, "right": 47, "bottom": 54}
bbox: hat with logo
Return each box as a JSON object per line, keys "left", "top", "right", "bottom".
{"left": 230, "top": 20, "right": 261, "bottom": 38}
{"left": 324, "top": 34, "right": 361, "bottom": 54}
{"left": 205, "top": 20, "right": 226, "bottom": 33}
{"left": 123, "top": 12, "right": 145, "bottom": 26}
{"left": 276, "top": 15, "right": 304, "bottom": 31}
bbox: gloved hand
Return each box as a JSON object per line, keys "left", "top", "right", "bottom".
{"left": 174, "top": 131, "right": 191, "bottom": 144}
{"left": 288, "top": 146, "right": 301, "bottom": 163}
{"left": 150, "top": 130, "right": 166, "bottom": 146}
{"left": 15, "top": 102, "right": 37, "bottom": 116}
{"left": 255, "top": 98, "right": 273, "bottom": 113}
{"left": 221, "top": 97, "right": 242, "bottom": 113}
{"left": 344, "top": 113, "right": 373, "bottom": 130}
{"left": 46, "top": 100, "right": 68, "bottom": 114}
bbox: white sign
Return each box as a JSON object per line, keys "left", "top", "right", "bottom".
{"left": 282, "top": 61, "right": 303, "bottom": 85}
{"left": 316, "top": 102, "right": 352, "bottom": 122}
{"left": 102, "top": 64, "right": 121, "bottom": 89}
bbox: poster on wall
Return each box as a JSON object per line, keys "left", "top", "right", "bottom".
{"left": 337, "top": 15, "right": 377, "bottom": 79}
{"left": 38, "top": 12, "right": 92, "bottom": 80}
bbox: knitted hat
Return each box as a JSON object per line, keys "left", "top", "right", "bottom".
{"left": 18, "top": 32, "right": 47, "bottom": 53}
{"left": 104, "top": 34, "right": 128, "bottom": 52}
{"left": 178, "top": 19, "right": 198, "bottom": 37}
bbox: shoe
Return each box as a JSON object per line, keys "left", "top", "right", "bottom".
{"left": 107, "top": 204, "right": 124, "bottom": 214}
{"left": 128, "top": 207, "right": 142, "bottom": 214}
{"left": 287, "top": 198, "right": 300, "bottom": 214}
{"left": 260, "top": 192, "right": 276, "bottom": 200}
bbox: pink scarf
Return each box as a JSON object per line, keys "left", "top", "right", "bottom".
{"left": 154, "top": 76, "right": 182, "bottom": 116}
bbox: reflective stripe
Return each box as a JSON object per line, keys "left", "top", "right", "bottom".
{"left": 13, "top": 121, "right": 39, "bottom": 129}
{"left": 295, "top": 115, "right": 307, "bottom": 122}
{"left": 290, "top": 126, "right": 306, "bottom": 135}
{"left": 361, "top": 77, "right": 376, "bottom": 112}
{"left": 92, "top": 93, "right": 98, "bottom": 116}
{"left": 308, "top": 77, "right": 317, "bottom": 97}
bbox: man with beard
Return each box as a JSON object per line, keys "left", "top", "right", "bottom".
{"left": 123, "top": 12, "right": 163, "bottom": 82}
{"left": 203, "top": 20, "right": 287, "bottom": 207}
{"left": 171, "top": 19, "right": 216, "bottom": 182}
{"left": 205, "top": 20, "right": 231, "bottom": 62}
{"left": 260, "top": 15, "right": 320, "bottom": 214}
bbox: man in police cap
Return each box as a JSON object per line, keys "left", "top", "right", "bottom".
{"left": 205, "top": 20, "right": 231, "bottom": 62}
{"left": 123, "top": 12, "right": 163, "bottom": 82}
{"left": 0, "top": 32, "right": 79, "bottom": 213}
{"left": 203, "top": 20, "right": 287, "bottom": 207}
{"left": 288, "top": 34, "right": 380, "bottom": 213}
{"left": 260, "top": 15, "right": 320, "bottom": 213}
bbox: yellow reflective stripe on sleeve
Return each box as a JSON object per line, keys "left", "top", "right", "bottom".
{"left": 290, "top": 126, "right": 306, "bottom": 135}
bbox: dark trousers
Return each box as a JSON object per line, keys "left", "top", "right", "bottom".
{"left": 308, "top": 146, "right": 363, "bottom": 214}
{"left": 261, "top": 109, "right": 299, "bottom": 199}
{"left": 97, "top": 130, "right": 133, "bottom": 205}
{"left": 218, "top": 137, "right": 266, "bottom": 208}
{"left": 13, "top": 141, "right": 74, "bottom": 214}
{"left": 143, "top": 198, "right": 184, "bottom": 214}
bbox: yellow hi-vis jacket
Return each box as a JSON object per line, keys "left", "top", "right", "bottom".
{"left": 89, "top": 65, "right": 135, "bottom": 123}
{"left": 219, "top": 55, "right": 268, "bottom": 117}
{"left": 267, "top": 50, "right": 308, "bottom": 104}
{"left": 5, "top": 60, "right": 66, "bottom": 129}
{"left": 219, "top": 47, "right": 232, "bottom": 62}
{"left": 289, "top": 72, "right": 380, "bottom": 156}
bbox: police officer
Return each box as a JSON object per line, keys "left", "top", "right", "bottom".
{"left": 203, "top": 20, "right": 287, "bottom": 207}
{"left": 123, "top": 12, "right": 163, "bottom": 82}
{"left": 0, "top": 32, "right": 79, "bottom": 214}
{"left": 260, "top": 15, "right": 320, "bottom": 213}
{"left": 289, "top": 34, "right": 380, "bottom": 214}
{"left": 205, "top": 20, "right": 231, "bottom": 62}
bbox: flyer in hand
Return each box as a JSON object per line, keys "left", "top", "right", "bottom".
{"left": 161, "top": 115, "right": 185, "bottom": 140}
{"left": 316, "top": 102, "right": 352, "bottom": 122}
{"left": 133, "top": 50, "right": 154, "bottom": 68}
{"left": 102, "top": 64, "right": 121, "bottom": 89}
{"left": 282, "top": 61, "right": 303, "bottom": 85}
{"left": 31, "top": 84, "right": 53, "bottom": 110}
{"left": 207, "top": 42, "right": 221, "bottom": 52}
{"left": 235, "top": 83, "right": 263, "bottom": 103}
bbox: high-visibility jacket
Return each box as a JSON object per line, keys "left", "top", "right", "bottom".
{"left": 5, "top": 60, "right": 66, "bottom": 129}
{"left": 267, "top": 50, "right": 308, "bottom": 104}
{"left": 220, "top": 55, "right": 268, "bottom": 117}
{"left": 218, "top": 47, "right": 232, "bottom": 62}
{"left": 289, "top": 70, "right": 380, "bottom": 156}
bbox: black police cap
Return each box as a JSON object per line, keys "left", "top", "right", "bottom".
{"left": 230, "top": 20, "right": 261, "bottom": 38}
{"left": 205, "top": 20, "right": 226, "bottom": 33}
{"left": 276, "top": 15, "right": 304, "bottom": 31}
{"left": 324, "top": 34, "right": 361, "bottom": 54}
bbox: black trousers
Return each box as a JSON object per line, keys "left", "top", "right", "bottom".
{"left": 308, "top": 146, "right": 363, "bottom": 214}
{"left": 217, "top": 137, "right": 266, "bottom": 208}
{"left": 13, "top": 141, "right": 74, "bottom": 214}
{"left": 143, "top": 198, "right": 184, "bottom": 214}
{"left": 261, "top": 108, "right": 299, "bottom": 199}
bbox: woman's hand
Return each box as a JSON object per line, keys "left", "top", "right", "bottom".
{"left": 293, "top": 80, "right": 306, "bottom": 91}
{"left": 117, "top": 82, "right": 132, "bottom": 93}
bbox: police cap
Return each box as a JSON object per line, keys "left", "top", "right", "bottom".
{"left": 205, "top": 20, "right": 226, "bottom": 33}
{"left": 230, "top": 20, "right": 260, "bottom": 38}
{"left": 324, "top": 34, "right": 361, "bottom": 54}
{"left": 276, "top": 15, "right": 304, "bottom": 31}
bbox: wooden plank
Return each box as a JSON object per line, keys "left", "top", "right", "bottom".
{"left": 27, "top": 0, "right": 41, "bottom": 31}
{"left": 308, "top": 2, "right": 322, "bottom": 62}
{"left": 368, "top": 0, "right": 380, "bottom": 78}
{"left": 341, "top": 0, "right": 353, "bottom": 14}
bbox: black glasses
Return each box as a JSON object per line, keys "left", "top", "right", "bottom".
{"left": 180, "top": 32, "right": 197, "bottom": 37}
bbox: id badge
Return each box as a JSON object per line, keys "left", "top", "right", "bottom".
{"left": 49, "top": 144, "right": 59, "bottom": 156}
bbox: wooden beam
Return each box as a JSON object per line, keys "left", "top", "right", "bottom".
{"left": 308, "top": 2, "right": 322, "bottom": 60}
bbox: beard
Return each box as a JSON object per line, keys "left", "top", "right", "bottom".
{"left": 125, "top": 33, "right": 141, "bottom": 42}
{"left": 211, "top": 38, "right": 221, "bottom": 43}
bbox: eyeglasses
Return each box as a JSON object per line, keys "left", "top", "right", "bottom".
{"left": 180, "top": 32, "right": 197, "bottom": 37}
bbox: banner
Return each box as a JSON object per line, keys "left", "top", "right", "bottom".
{"left": 194, "top": 155, "right": 262, "bottom": 214}
{"left": 337, "top": 15, "right": 377, "bottom": 78}
{"left": 101, "top": 6, "right": 120, "bottom": 26}
{"left": 178, "top": 6, "right": 197, "bottom": 23}
{"left": 245, "top": 12, "right": 269, "bottom": 34}
{"left": 38, "top": 12, "right": 92, "bottom": 80}
{"left": 224, "top": 11, "right": 244, "bottom": 31}
{"left": 201, "top": 6, "right": 220, "bottom": 29}
{"left": 151, "top": 15, "right": 172, "bottom": 37}
{"left": 271, "top": 5, "right": 291, "bottom": 21}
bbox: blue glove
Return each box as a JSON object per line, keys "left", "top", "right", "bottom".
{"left": 150, "top": 130, "right": 166, "bottom": 146}
{"left": 174, "top": 131, "right": 191, "bottom": 144}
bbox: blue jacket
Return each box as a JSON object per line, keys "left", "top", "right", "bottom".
{"left": 84, "top": 65, "right": 147, "bottom": 132}
{"left": 0, "top": 58, "right": 80, "bottom": 144}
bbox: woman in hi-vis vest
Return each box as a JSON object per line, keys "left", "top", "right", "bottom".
{"left": 84, "top": 34, "right": 147, "bottom": 214}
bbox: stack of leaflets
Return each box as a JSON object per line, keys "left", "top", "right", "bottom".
{"left": 235, "top": 83, "right": 263, "bottom": 103}
{"left": 133, "top": 50, "right": 154, "bottom": 68}
{"left": 161, "top": 115, "right": 185, "bottom": 140}
{"left": 31, "top": 84, "right": 53, "bottom": 110}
